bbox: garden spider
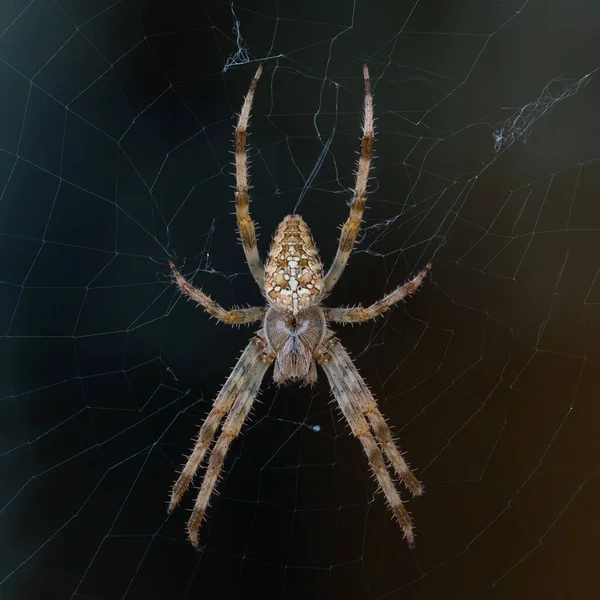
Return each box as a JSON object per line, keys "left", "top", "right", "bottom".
{"left": 168, "top": 64, "right": 431, "bottom": 548}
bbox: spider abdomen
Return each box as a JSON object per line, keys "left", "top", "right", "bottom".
{"left": 264, "top": 215, "right": 324, "bottom": 315}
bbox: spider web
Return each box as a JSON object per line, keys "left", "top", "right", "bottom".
{"left": 1, "top": 0, "right": 599, "bottom": 598}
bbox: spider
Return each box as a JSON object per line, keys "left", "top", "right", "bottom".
{"left": 168, "top": 64, "right": 431, "bottom": 548}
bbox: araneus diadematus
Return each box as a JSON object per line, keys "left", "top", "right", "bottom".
{"left": 168, "top": 64, "right": 431, "bottom": 548}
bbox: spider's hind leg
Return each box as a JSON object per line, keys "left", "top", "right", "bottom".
{"left": 324, "top": 65, "right": 374, "bottom": 293}
{"left": 234, "top": 64, "right": 265, "bottom": 289}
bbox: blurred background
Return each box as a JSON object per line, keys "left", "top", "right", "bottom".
{"left": 1, "top": 1, "right": 599, "bottom": 598}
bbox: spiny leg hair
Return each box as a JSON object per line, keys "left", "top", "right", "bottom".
{"left": 235, "top": 64, "right": 265, "bottom": 289}
{"left": 324, "top": 263, "right": 431, "bottom": 324}
{"left": 327, "top": 338, "right": 423, "bottom": 496}
{"left": 170, "top": 260, "right": 265, "bottom": 325}
{"left": 324, "top": 64, "right": 374, "bottom": 293}
{"left": 169, "top": 336, "right": 266, "bottom": 512}
{"left": 317, "top": 335, "right": 421, "bottom": 545}
{"left": 170, "top": 336, "right": 274, "bottom": 547}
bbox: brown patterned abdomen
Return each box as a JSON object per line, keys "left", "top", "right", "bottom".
{"left": 264, "top": 215, "right": 324, "bottom": 315}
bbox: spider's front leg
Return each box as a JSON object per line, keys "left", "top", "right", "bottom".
{"left": 324, "top": 263, "right": 431, "bottom": 324}
{"left": 169, "top": 260, "right": 265, "bottom": 325}
{"left": 316, "top": 334, "right": 422, "bottom": 546}
{"left": 170, "top": 334, "right": 275, "bottom": 547}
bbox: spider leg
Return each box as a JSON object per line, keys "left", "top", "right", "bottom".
{"left": 169, "top": 335, "right": 274, "bottom": 547}
{"left": 235, "top": 64, "right": 265, "bottom": 289}
{"left": 324, "top": 65, "right": 374, "bottom": 294}
{"left": 323, "top": 335, "right": 422, "bottom": 495}
{"left": 170, "top": 260, "right": 265, "bottom": 325}
{"left": 169, "top": 336, "right": 270, "bottom": 514}
{"left": 324, "top": 263, "right": 431, "bottom": 324}
{"left": 186, "top": 340, "right": 273, "bottom": 547}
{"left": 316, "top": 334, "right": 421, "bottom": 545}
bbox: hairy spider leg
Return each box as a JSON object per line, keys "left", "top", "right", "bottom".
{"left": 234, "top": 64, "right": 265, "bottom": 289}
{"left": 324, "top": 264, "right": 431, "bottom": 323}
{"left": 169, "top": 261, "right": 264, "bottom": 325}
{"left": 324, "top": 65, "right": 374, "bottom": 293}
{"left": 317, "top": 334, "right": 421, "bottom": 545}
{"left": 186, "top": 338, "right": 273, "bottom": 547}
{"left": 169, "top": 335, "right": 274, "bottom": 547}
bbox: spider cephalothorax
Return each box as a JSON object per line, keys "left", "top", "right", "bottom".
{"left": 264, "top": 304, "right": 326, "bottom": 385}
{"left": 168, "top": 64, "right": 431, "bottom": 548}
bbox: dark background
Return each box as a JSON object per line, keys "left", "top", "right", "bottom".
{"left": 1, "top": 1, "right": 599, "bottom": 598}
